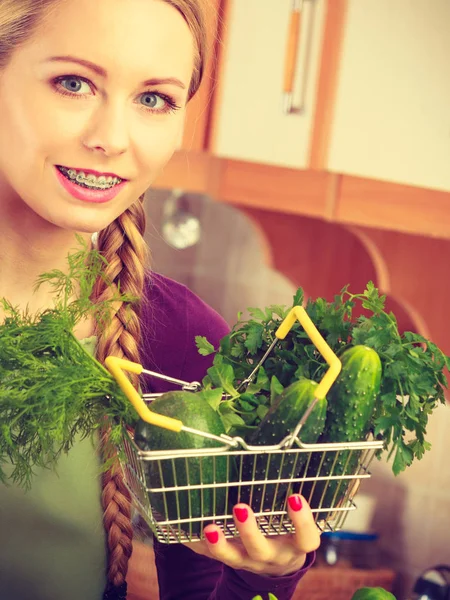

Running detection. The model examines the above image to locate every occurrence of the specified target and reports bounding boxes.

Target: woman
[0,1,320,598]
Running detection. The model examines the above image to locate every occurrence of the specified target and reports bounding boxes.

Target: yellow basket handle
[105,305,341,432]
[275,306,341,399]
[105,356,183,432]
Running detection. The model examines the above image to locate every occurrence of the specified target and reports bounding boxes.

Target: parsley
[195,336,215,356]
[196,282,449,475]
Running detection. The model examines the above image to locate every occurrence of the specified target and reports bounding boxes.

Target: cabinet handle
[283,0,305,115]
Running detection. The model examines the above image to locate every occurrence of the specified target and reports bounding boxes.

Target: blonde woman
[0,1,320,598]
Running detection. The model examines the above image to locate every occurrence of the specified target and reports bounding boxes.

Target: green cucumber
[351,588,395,600]
[237,378,327,511]
[134,391,228,536]
[305,345,382,517]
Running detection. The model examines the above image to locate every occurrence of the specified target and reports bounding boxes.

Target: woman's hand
[183,494,320,577]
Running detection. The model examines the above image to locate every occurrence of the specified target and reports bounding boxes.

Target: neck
[0,196,93,314]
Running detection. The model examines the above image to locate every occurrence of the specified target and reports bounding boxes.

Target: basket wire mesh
[107,305,384,544]
[117,427,382,544]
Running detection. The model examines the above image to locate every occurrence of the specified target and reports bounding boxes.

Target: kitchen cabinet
[209,0,450,190]
[211,0,328,168]
[155,0,450,240]
[326,0,450,192]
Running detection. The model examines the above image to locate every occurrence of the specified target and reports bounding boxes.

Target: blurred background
[141,1,450,598]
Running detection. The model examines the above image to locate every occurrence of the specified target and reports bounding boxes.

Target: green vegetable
[196,282,450,475]
[237,378,326,511]
[351,587,395,600]
[0,237,139,489]
[198,352,275,435]
[134,391,229,536]
[303,345,382,514]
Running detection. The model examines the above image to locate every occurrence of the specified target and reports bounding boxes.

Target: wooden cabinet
[211,0,328,168]
[239,206,450,358]
[326,0,450,192]
[155,0,450,240]
[209,0,450,190]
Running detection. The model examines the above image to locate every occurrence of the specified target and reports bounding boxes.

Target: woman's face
[0,0,195,234]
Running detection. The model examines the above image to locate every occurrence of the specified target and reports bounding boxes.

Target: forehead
[29,0,195,84]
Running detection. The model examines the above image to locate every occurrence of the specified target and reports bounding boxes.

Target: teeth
[58,166,123,189]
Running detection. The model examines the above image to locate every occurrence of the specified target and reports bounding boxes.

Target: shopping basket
[105,306,383,544]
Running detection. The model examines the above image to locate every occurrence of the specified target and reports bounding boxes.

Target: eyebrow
[44,55,186,89]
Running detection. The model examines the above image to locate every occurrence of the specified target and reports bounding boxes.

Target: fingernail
[288,495,303,512]
[205,530,219,544]
[234,507,248,523]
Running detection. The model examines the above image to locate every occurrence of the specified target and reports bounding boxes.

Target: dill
[0,235,138,489]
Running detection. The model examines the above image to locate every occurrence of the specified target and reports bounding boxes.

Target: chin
[68,221,115,236]
[47,207,125,235]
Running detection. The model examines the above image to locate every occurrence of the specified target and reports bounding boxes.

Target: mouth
[56,165,125,190]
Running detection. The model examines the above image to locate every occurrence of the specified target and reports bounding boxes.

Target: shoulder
[140,272,230,394]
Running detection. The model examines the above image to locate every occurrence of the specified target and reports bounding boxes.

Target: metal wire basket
[106,306,384,544]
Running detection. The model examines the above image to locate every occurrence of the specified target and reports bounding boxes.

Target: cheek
[0,88,76,172]
[132,111,186,173]
[44,109,88,140]
[0,93,38,163]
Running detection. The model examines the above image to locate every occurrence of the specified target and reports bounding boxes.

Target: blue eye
[62,77,81,92]
[139,92,180,114]
[59,77,90,93]
[53,76,92,96]
[141,92,164,109]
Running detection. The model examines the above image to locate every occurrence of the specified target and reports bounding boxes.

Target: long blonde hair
[0,0,209,595]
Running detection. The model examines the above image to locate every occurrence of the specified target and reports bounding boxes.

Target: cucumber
[237,378,327,511]
[351,588,395,600]
[304,345,382,517]
[134,391,228,536]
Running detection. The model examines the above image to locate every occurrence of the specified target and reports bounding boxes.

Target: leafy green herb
[195,336,216,357]
[196,281,450,474]
[198,349,276,435]
[0,236,139,489]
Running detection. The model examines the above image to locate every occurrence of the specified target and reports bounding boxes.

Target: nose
[82,99,130,156]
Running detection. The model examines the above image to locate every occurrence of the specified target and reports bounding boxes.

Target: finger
[202,524,246,567]
[287,494,321,553]
[232,504,274,563]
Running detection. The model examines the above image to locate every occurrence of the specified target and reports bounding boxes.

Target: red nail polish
[234,507,248,523]
[205,530,219,544]
[288,495,303,512]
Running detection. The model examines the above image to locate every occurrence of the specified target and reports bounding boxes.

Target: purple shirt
[140,273,315,599]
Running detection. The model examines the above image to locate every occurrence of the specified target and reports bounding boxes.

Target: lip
[55,165,127,204]
[57,164,126,180]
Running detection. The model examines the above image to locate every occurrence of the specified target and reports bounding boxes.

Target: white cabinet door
[328,0,450,192]
[212,0,327,168]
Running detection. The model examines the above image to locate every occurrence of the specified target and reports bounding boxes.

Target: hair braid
[91,195,150,593]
